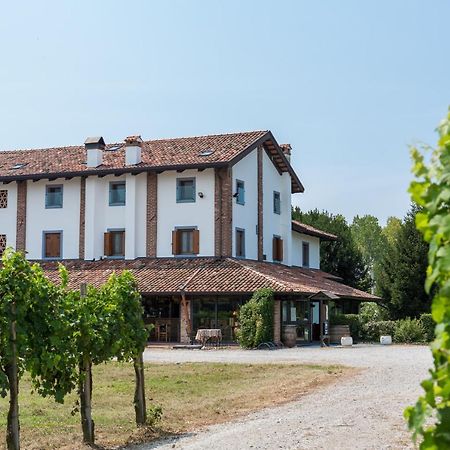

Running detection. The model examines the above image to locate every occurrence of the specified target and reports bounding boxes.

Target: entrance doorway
[282,300,322,345]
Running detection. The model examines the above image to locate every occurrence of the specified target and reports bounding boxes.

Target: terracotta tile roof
[292,220,338,241]
[0,130,304,193]
[38,257,378,300]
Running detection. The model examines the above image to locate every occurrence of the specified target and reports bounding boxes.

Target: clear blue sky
[1,1,449,224]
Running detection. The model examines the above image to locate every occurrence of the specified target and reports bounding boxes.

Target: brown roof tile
[38,257,378,300]
[0,130,304,193]
[292,220,338,241]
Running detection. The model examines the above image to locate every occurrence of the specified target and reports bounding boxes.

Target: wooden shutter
[104,232,113,256]
[120,231,125,256]
[272,236,283,261]
[193,230,200,254]
[45,233,61,258]
[277,238,283,262]
[272,237,278,261]
[172,230,180,255]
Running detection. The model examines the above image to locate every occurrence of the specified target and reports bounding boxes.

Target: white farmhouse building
[0,131,376,344]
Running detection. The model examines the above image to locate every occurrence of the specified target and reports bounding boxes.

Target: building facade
[0,131,376,344]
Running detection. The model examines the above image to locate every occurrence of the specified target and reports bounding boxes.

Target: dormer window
[45,185,63,209]
[176,178,196,203]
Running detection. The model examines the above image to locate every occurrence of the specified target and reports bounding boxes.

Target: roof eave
[0,161,230,183]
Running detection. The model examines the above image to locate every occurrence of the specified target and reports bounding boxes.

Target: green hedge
[362,320,397,342]
[236,289,274,348]
[419,313,434,342]
[393,318,426,343]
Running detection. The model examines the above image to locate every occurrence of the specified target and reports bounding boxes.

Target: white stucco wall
[26,178,81,259]
[0,182,18,250]
[262,151,292,265]
[231,149,258,259]
[291,231,320,269]
[84,174,140,260]
[157,169,215,257]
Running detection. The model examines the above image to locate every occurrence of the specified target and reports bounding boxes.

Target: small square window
[0,234,6,256]
[45,185,63,209]
[236,180,245,205]
[176,178,196,203]
[109,182,126,206]
[43,231,62,259]
[302,242,310,268]
[0,190,8,209]
[236,228,245,258]
[273,191,281,215]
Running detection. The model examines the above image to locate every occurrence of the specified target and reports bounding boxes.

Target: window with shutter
[109,182,126,206]
[104,230,125,257]
[272,235,283,262]
[273,191,281,215]
[43,232,62,259]
[176,178,196,203]
[302,242,310,267]
[172,228,199,255]
[45,185,63,208]
[236,228,245,257]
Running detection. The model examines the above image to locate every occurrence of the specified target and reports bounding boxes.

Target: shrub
[393,318,426,344]
[419,313,435,342]
[237,288,274,348]
[362,320,396,342]
[359,302,389,324]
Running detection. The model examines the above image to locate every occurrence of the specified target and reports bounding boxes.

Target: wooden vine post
[78,282,95,444]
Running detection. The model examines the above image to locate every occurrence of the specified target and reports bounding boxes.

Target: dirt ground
[136,344,432,450]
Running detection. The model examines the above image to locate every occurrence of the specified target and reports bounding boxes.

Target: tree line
[292,204,431,319]
[0,249,148,450]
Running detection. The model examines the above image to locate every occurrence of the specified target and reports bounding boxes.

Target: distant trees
[293,206,431,319]
[376,206,431,319]
[292,208,370,291]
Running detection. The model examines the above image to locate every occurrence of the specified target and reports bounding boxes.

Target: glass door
[295,301,311,343]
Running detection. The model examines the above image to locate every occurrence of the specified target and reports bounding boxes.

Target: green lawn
[0,361,350,449]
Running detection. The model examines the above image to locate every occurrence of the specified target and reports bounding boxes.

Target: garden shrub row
[331,310,435,343]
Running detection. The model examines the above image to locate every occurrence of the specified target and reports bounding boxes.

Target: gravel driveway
[135,344,431,450]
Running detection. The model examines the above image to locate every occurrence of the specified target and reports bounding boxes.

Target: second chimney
[85,136,105,167]
[280,144,292,162]
[124,135,143,165]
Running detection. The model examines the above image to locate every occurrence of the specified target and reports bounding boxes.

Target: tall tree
[376,206,431,319]
[382,216,402,246]
[351,215,387,291]
[292,207,370,291]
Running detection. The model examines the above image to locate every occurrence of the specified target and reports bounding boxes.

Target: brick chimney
[85,136,105,167]
[124,135,143,166]
[280,144,292,162]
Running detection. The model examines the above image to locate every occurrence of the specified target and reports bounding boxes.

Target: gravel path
[134,345,431,450]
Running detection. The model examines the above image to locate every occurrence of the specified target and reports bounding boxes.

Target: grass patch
[0,361,350,449]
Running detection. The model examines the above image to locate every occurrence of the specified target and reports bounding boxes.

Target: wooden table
[195,329,222,347]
